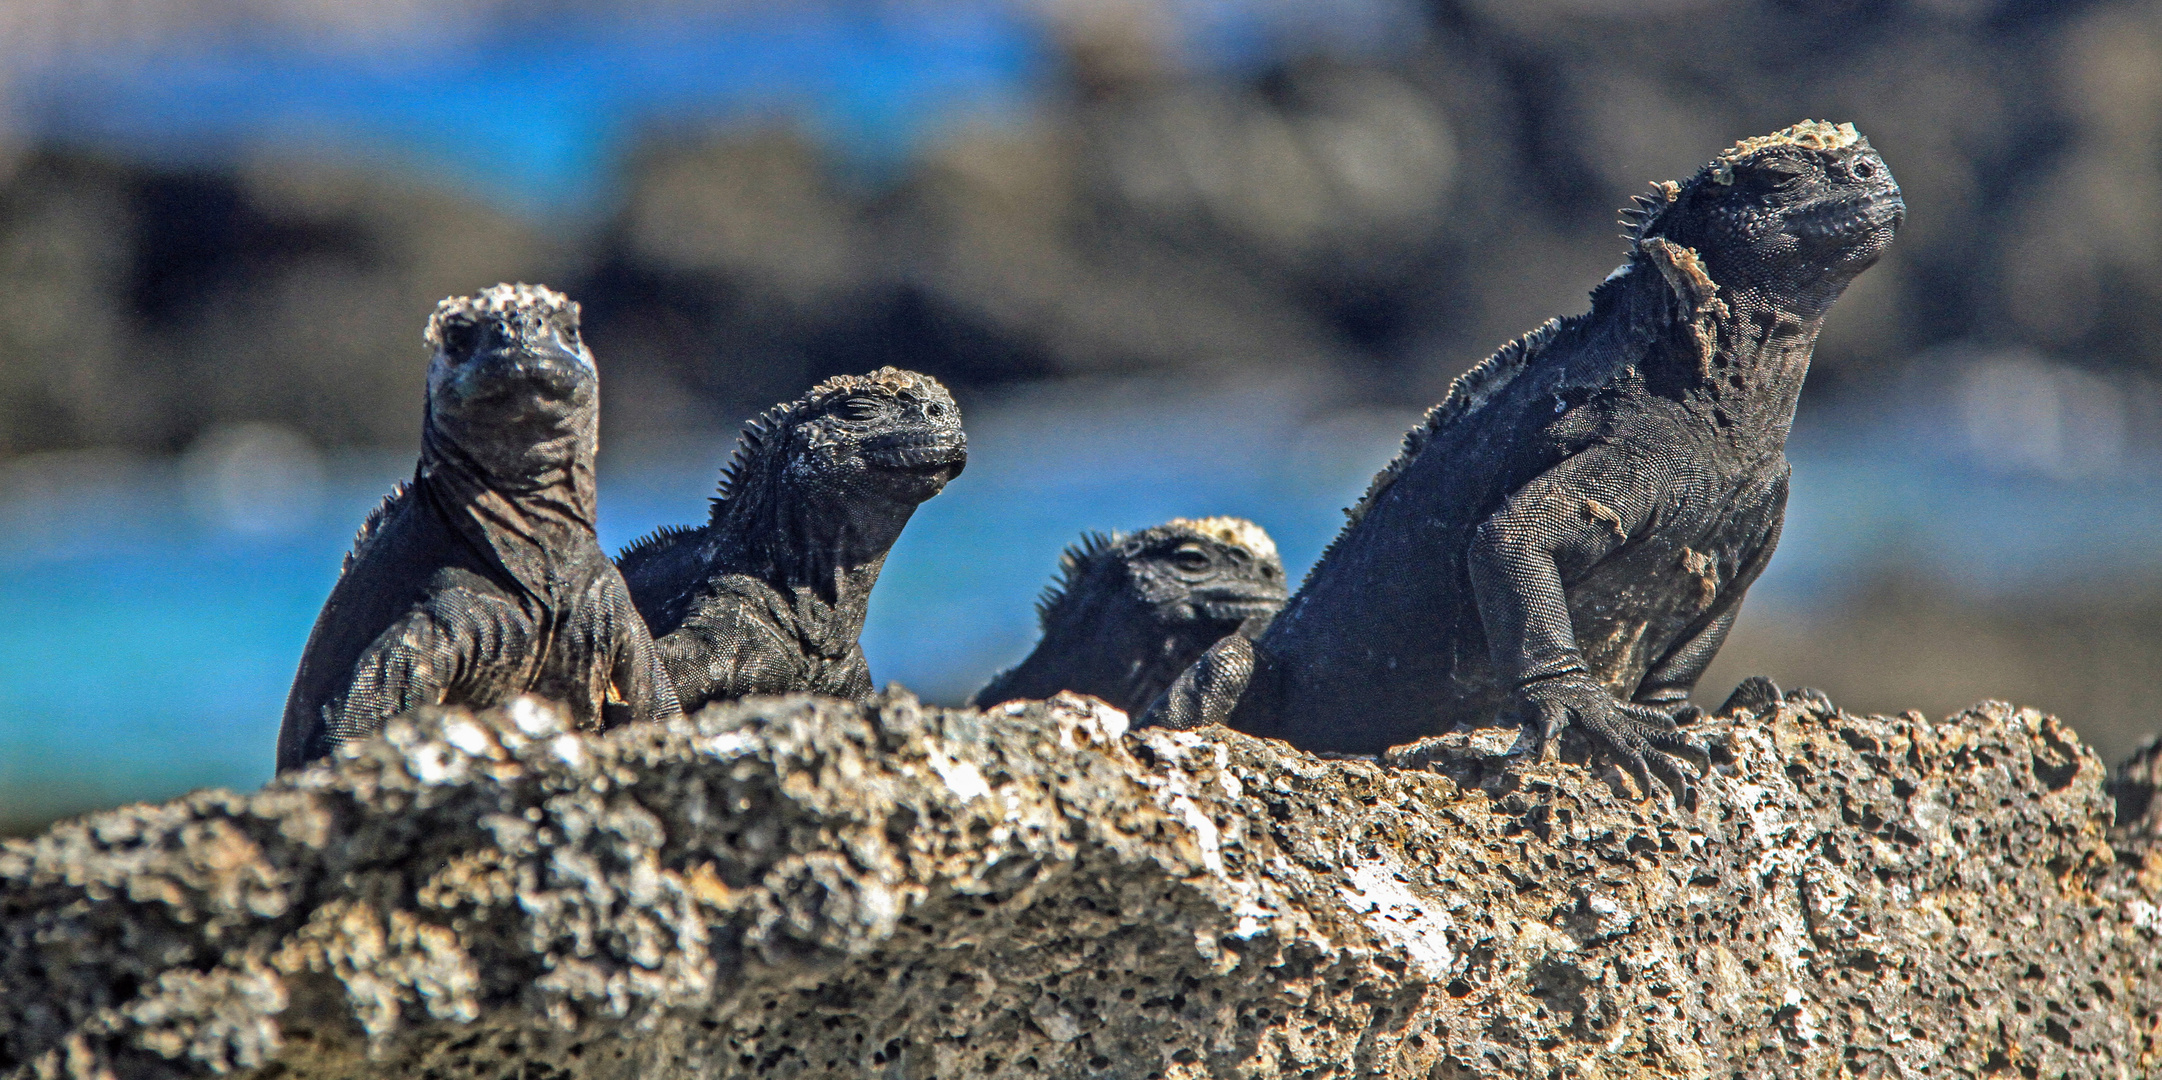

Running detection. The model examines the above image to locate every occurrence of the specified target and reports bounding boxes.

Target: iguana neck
[1619,247,1842,450]
[417,411,599,605]
[1020,584,1161,701]
[712,480,919,629]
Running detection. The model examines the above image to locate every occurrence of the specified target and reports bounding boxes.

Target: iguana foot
[1515,675,1705,804]
[1719,676,1832,717]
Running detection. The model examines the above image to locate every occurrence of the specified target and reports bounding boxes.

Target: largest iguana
[1145,121,1904,799]
[277,284,681,772]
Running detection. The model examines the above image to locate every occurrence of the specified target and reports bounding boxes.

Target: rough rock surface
[2,690,2157,1079]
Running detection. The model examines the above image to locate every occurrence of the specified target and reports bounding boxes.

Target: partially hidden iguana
[1143,121,1904,800]
[276,283,682,772]
[616,367,965,712]
[971,516,1287,716]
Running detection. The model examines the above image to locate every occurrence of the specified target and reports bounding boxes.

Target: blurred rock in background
[4,0,2157,454]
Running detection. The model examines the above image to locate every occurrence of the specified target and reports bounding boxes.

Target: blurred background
[3,0,2160,831]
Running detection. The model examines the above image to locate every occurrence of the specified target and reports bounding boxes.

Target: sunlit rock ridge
[2,688,2157,1079]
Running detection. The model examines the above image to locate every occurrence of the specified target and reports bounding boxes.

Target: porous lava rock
[2,690,2157,1079]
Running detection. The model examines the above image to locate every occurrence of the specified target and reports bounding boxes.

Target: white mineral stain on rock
[698,731,756,758]
[409,743,459,785]
[1049,692,1129,750]
[508,696,562,736]
[442,719,492,757]
[1583,892,1635,938]
[2128,899,2160,930]
[928,748,990,803]
[1176,797,1224,875]
[549,734,584,768]
[1339,855,1455,978]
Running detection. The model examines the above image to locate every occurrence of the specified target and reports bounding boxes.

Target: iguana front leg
[1139,633,1258,731]
[1634,472,1783,719]
[1467,446,1705,801]
[318,589,527,756]
[602,579,685,729]
[654,606,804,713]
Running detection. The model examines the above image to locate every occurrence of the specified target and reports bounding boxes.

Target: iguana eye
[1169,544,1213,572]
[1757,156,1809,190]
[841,397,882,421]
[439,317,481,358]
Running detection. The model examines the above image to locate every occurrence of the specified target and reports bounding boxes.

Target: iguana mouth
[1791,191,1906,242]
[1194,582,1290,622]
[865,433,968,476]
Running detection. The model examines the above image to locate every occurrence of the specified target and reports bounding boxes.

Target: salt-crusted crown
[424,283,578,350]
[1167,516,1279,563]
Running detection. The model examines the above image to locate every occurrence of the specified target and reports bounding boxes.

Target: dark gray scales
[617,367,965,713]
[972,517,1287,716]
[1145,121,1905,801]
[276,284,682,772]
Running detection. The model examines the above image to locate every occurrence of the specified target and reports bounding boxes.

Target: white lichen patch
[1338,855,1456,978]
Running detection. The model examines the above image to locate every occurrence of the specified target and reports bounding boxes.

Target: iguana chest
[470,572,625,728]
[1562,461,1787,693]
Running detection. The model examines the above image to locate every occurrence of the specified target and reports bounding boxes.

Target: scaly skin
[1144,121,1904,802]
[276,284,682,772]
[972,517,1286,716]
[617,367,965,712]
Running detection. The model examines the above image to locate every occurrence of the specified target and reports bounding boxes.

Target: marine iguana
[1144,121,1904,800]
[276,284,682,772]
[616,367,965,711]
[971,516,1287,716]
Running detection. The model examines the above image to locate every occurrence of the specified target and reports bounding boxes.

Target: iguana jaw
[862,431,968,483]
[1191,587,1288,624]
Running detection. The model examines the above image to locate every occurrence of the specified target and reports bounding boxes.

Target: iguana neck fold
[413,300,601,608]
[1607,239,1835,451]
[713,480,916,621]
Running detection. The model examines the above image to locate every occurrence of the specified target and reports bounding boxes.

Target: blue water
[19,1,1422,210]
[3,380,2158,824]
[25,6,1046,208]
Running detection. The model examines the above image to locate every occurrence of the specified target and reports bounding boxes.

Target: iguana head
[422,283,597,482]
[714,366,966,528]
[1044,517,1287,637]
[1626,121,1903,308]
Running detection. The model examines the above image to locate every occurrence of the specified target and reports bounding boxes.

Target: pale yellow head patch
[425,282,576,349]
[1709,120,1861,183]
[805,365,951,402]
[1167,516,1279,563]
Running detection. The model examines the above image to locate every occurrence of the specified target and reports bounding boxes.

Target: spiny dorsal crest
[424,283,578,350]
[1036,530,1122,622]
[709,367,954,519]
[615,523,702,578]
[342,482,408,576]
[1166,516,1278,564]
[1336,319,1564,537]
[1623,120,1860,245]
